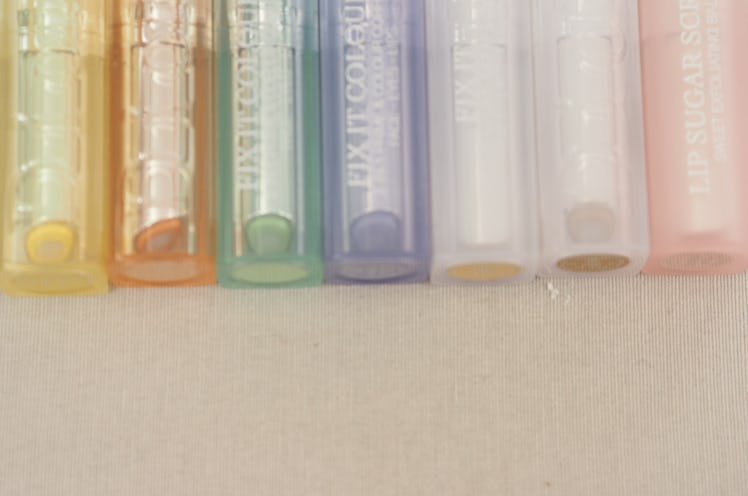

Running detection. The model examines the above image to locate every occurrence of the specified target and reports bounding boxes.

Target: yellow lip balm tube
[0,1,109,296]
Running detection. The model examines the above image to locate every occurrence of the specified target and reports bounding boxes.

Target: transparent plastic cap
[216,0,323,287]
[1,0,109,295]
[109,0,215,286]
[532,0,649,277]
[320,0,431,283]
[426,0,540,284]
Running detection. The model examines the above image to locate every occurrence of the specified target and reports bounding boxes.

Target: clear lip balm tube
[0,0,109,296]
[532,0,649,277]
[426,0,539,284]
[109,0,215,286]
[216,0,323,288]
[639,1,748,275]
[320,0,431,284]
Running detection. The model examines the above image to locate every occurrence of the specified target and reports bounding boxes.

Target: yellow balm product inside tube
[0,0,109,296]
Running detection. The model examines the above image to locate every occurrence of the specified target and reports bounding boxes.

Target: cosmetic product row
[1,0,747,296]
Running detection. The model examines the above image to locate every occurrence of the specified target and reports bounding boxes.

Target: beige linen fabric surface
[0,275,746,495]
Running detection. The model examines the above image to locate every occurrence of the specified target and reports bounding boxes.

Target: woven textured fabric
[0,276,746,495]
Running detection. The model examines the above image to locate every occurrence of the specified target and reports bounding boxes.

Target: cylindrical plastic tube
[320,0,431,283]
[216,0,323,288]
[426,0,539,284]
[533,0,649,277]
[109,0,215,286]
[0,6,6,267]
[639,0,748,275]
[0,0,109,295]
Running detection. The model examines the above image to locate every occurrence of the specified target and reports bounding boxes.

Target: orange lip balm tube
[109,0,215,286]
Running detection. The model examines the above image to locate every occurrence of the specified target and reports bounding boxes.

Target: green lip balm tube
[216,0,323,288]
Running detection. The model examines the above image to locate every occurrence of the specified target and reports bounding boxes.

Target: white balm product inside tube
[427,0,539,284]
[532,0,649,276]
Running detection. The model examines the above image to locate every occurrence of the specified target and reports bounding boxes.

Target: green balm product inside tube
[216,0,323,287]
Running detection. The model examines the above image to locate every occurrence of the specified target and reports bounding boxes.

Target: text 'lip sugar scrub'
[0,0,109,295]
[109,0,215,286]
[533,0,650,277]
[216,0,324,288]
[639,0,748,275]
[320,0,431,284]
[426,0,540,285]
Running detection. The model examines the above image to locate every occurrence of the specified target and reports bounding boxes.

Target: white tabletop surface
[1,275,746,495]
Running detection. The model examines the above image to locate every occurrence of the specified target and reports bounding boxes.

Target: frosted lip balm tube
[320,0,431,284]
[216,0,323,288]
[532,0,649,277]
[109,0,215,286]
[0,0,109,296]
[426,0,539,284]
[639,1,748,275]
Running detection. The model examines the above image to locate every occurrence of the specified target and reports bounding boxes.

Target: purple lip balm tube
[320,0,431,284]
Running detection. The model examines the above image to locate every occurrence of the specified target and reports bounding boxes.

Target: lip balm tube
[0,0,109,296]
[109,0,215,286]
[216,0,323,288]
[639,1,748,275]
[0,4,9,275]
[426,0,539,284]
[532,0,649,277]
[320,0,431,284]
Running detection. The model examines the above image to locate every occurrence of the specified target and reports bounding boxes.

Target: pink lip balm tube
[639,0,748,275]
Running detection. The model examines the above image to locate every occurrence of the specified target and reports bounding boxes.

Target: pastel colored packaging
[639,0,748,275]
[0,0,109,295]
[109,0,215,286]
[320,0,431,284]
[216,0,323,288]
[426,0,540,284]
